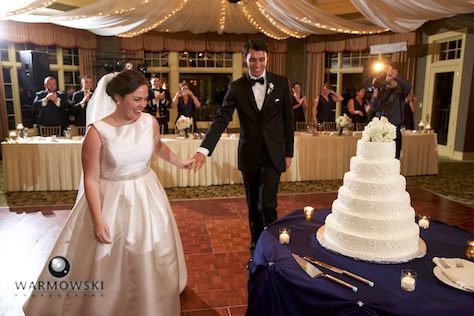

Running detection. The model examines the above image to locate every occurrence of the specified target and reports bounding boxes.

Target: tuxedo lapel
[261,72,274,112]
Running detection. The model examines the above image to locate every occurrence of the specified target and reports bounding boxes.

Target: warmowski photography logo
[14,256,105,298]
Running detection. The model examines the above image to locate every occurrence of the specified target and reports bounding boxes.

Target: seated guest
[72,76,94,126]
[33,76,69,131]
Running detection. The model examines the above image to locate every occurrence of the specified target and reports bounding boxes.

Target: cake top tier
[362,116,396,143]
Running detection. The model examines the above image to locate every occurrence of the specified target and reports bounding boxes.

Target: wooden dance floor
[0,188,473,316]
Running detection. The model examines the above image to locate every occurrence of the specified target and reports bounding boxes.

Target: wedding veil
[76,72,118,202]
[86,72,118,126]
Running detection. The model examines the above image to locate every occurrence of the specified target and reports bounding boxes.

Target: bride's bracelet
[93,218,104,226]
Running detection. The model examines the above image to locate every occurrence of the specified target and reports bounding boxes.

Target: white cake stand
[316,225,427,264]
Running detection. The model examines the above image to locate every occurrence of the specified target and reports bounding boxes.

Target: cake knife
[292,254,358,292]
[303,256,374,287]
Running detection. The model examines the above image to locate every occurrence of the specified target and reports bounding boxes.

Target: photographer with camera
[171,81,201,133]
[370,66,412,159]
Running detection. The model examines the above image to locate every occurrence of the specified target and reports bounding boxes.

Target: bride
[23,69,193,316]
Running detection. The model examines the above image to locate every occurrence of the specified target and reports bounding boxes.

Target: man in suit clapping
[146,74,171,134]
[33,76,70,131]
[191,38,294,258]
[72,76,93,126]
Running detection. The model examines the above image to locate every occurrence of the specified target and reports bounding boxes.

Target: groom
[192,38,294,258]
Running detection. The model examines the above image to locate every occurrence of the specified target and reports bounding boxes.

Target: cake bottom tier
[319,214,421,263]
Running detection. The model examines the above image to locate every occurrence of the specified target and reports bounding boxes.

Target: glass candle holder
[400,269,417,292]
[466,241,474,259]
[279,228,291,245]
[417,214,430,229]
[304,206,314,221]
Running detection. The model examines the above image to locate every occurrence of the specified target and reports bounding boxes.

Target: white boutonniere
[267,82,274,95]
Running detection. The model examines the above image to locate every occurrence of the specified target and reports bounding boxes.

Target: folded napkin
[432,257,474,292]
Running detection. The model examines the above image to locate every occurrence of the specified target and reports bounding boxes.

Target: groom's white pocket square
[275,98,280,102]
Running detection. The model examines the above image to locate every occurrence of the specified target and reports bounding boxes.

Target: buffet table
[1,132,438,191]
[247,209,473,316]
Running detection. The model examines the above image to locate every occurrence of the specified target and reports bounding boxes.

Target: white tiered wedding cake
[317,117,424,263]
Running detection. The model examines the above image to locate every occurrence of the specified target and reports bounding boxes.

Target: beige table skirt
[1,133,438,191]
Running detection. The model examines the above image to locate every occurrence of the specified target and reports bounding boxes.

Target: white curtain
[3,0,472,38]
[351,0,474,33]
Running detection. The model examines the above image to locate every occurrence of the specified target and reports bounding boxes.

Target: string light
[241,4,289,40]
[119,0,188,37]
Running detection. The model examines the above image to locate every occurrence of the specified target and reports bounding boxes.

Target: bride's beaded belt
[100,166,150,181]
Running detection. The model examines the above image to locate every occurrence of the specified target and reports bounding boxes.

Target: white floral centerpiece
[176,115,193,138]
[362,116,396,142]
[336,114,352,135]
[336,114,352,129]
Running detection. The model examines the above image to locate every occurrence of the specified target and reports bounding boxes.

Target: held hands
[180,158,196,171]
[94,219,112,244]
[191,152,206,172]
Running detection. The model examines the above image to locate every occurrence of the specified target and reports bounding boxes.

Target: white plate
[433,259,474,293]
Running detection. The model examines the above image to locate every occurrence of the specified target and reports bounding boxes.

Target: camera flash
[373,62,384,72]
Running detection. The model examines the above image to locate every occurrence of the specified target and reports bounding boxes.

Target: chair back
[356,122,368,132]
[73,126,87,136]
[323,122,337,131]
[39,125,61,136]
[296,121,312,131]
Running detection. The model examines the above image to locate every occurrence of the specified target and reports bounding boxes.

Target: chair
[356,122,368,131]
[69,125,86,136]
[323,122,337,131]
[295,121,312,131]
[39,125,61,136]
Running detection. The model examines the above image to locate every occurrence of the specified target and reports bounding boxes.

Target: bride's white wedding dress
[23,113,187,316]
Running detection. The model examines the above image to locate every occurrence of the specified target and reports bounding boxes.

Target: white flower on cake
[176,115,193,131]
[336,114,352,129]
[361,116,396,142]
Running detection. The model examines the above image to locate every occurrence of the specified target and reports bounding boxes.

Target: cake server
[303,256,374,287]
[292,254,358,292]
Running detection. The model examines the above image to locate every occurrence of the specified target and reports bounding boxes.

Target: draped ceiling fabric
[2,0,473,39]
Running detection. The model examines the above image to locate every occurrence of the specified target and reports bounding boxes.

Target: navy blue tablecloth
[247,209,474,316]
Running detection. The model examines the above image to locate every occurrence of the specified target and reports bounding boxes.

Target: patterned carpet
[0,159,473,208]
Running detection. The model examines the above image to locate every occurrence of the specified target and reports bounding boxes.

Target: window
[437,38,462,61]
[178,51,233,68]
[144,51,169,67]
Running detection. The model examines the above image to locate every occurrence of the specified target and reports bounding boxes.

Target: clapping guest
[291,82,308,127]
[33,76,70,131]
[404,92,417,130]
[347,85,369,124]
[171,82,201,133]
[147,74,171,134]
[72,76,94,126]
[312,82,343,126]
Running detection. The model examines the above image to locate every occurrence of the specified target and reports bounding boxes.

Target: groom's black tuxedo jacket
[201,72,294,173]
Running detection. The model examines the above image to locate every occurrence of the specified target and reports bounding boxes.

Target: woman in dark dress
[171,82,201,133]
[290,82,308,127]
[311,82,344,125]
[347,85,369,124]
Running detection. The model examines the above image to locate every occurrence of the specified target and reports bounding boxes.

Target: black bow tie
[250,77,264,86]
